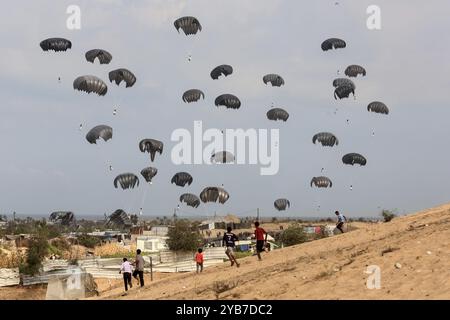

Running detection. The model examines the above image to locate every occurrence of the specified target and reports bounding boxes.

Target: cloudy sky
[1,0,450,219]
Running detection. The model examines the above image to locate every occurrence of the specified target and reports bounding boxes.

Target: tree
[166,220,202,252]
[279,223,307,247]
[19,236,48,275]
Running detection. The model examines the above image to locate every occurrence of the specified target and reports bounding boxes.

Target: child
[254,221,268,261]
[119,257,133,292]
[195,248,204,273]
[335,211,347,233]
[223,226,240,268]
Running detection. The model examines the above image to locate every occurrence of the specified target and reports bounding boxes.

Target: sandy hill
[96,203,448,299]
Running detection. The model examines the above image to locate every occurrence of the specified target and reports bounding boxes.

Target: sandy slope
[97,203,450,300]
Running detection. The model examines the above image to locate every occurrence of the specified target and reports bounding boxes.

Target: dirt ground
[95,203,450,300]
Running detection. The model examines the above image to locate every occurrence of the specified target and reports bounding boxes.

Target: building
[199,214,242,230]
[136,236,168,253]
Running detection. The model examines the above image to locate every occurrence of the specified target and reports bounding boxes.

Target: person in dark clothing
[223,226,240,268]
[132,249,145,287]
[119,258,133,292]
[335,211,347,233]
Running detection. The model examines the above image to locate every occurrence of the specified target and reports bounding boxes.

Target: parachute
[73,75,108,96]
[210,65,233,80]
[140,167,158,183]
[342,153,367,166]
[334,85,355,100]
[215,94,241,109]
[139,139,163,162]
[114,173,140,190]
[180,193,201,208]
[310,176,333,188]
[312,132,339,147]
[107,209,132,227]
[345,65,366,77]
[367,101,389,115]
[174,16,202,35]
[321,38,346,51]
[267,108,289,122]
[85,125,112,144]
[274,198,290,211]
[108,68,136,88]
[40,38,72,52]
[263,74,285,87]
[49,211,75,226]
[182,89,205,103]
[85,49,112,64]
[211,151,235,163]
[332,78,355,90]
[200,187,229,204]
[171,172,193,187]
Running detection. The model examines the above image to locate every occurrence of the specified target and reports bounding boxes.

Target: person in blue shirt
[335,211,347,233]
[223,226,240,268]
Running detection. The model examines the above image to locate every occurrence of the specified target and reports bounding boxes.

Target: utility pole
[13,211,16,222]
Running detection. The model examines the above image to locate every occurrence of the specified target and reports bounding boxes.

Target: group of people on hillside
[119,211,347,292]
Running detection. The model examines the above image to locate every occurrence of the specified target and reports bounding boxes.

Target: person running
[132,249,145,287]
[254,221,268,261]
[335,210,347,233]
[195,248,204,273]
[119,258,133,292]
[223,226,240,268]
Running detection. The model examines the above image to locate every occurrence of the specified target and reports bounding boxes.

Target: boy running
[119,258,133,292]
[223,226,240,268]
[254,221,268,261]
[335,210,347,233]
[195,248,204,273]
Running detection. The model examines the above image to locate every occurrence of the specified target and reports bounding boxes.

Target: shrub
[381,209,396,222]
[19,236,49,275]
[279,223,307,247]
[77,234,101,248]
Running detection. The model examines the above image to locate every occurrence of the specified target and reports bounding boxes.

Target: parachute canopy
[210,65,233,80]
[108,68,136,88]
[49,211,75,226]
[274,198,290,211]
[310,176,333,188]
[73,75,108,96]
[215,94,241,109]
[107,209,132,227]
[211,151,235,164]
[140,167,158,183]
[40,38,72,52]
[321,38,346,51]
[85,49,112,64]
[334,85,355,100]
[171,172,193,187]
[174,16,202,35]
[180,193,201,208]
[200,187,229,204]
[139,139,163,162]
[267,108,289,122]
[345,65,366,77]
[263,74,285,87]
[85,125,112,144]
[368,101,389,115]
[114,173,139,190]
[342,153,367,166]
[182,89,205,103]
[312,132,339,147]
[332,78,355,90]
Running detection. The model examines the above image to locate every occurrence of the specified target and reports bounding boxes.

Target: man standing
[132,249,145,287]
[119,258,133,292]
[254,221,268,261]
[335,211,347,233]
[223,226,240,268]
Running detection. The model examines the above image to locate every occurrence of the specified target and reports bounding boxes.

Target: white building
[136,236,168,253]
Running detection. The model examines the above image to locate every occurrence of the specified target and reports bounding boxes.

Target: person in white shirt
[335,211,347,233]
[120,258,133,291]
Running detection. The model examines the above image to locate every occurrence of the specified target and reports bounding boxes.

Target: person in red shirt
[254,221,268,261]
[194,248,204,273]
